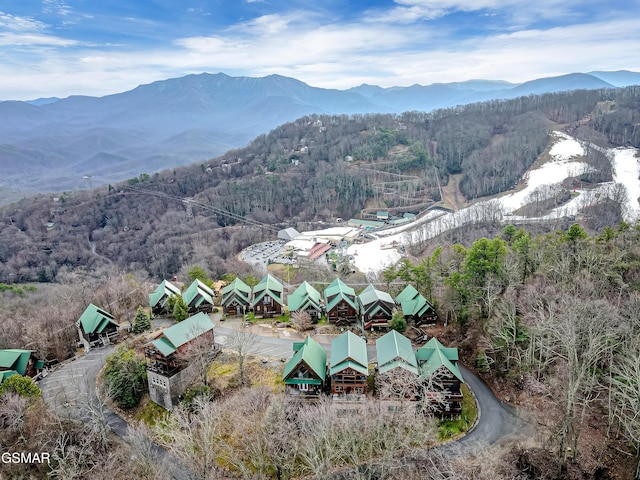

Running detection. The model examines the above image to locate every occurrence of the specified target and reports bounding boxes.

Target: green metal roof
[376,331,418,375]
[183,279,215,308]
[358,284,395,308]
[396,285,434,317]
[221,278,252,308]
[395,285,420,304]
[151,337,178,356]
[330,331,368,375]
[399,299,422,316]
[416,337,464,383]
[283,336,326,382]
[287,281,322,312]
[150,312,215,356]
[347,219,385,228]
[0,370,17,384]
[149,279,181,308]
[0,349,32,376]
[251,274,283,307]
[221,277,251,297]
[324,278,358,312]
[77,304,118,334]
[284,378,322,385]
[330,359,368,376]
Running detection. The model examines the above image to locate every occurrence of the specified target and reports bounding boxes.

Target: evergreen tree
[0,374,41,397]
[389,310,407,333]
[132,306,151,334]
[188,265,215,289]
[173,295,189,322]
[103,346,147,409]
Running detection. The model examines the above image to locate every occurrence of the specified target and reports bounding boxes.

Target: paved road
[214,325,379,362]
[39,344,189,480]
[40,346,115,419]
[39,323,526,479]
[453,364,530,453]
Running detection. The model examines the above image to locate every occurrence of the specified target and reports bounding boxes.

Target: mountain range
[0,70,638,196]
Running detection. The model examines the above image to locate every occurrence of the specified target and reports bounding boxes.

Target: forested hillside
[1,86,639,284]
[2,85,640,479]
[3,220,640,478]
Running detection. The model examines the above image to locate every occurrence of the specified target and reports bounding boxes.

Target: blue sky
[1,0,639,100]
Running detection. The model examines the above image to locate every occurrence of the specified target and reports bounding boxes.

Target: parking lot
[240,240,287,269]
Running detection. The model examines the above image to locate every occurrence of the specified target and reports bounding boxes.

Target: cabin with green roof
[221,277,252,316]
[0,349,41,383]
[416,337,464,415]
[395,285,438,326]
[359,284,396,330]
[251,274,284,318]
[76,303,119,347]
[183,279,215,314]
[282,336,327,398]
[287,281,323,319]
[144,312,216,410]
[329,331,368,397]
[375,330,419,399]
[324,278,359,325]
[149,279,182,315]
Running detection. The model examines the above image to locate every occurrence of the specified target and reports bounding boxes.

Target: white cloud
[0,3,639,99]
[0,12,46,31]
[0,32,78,46]
[42,0,74,17]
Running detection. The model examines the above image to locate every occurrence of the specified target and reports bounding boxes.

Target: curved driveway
[39,344,188,480]
[39,324,527,478]
[454,364,530,452]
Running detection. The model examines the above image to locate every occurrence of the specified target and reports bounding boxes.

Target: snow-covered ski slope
[348,131,640,274]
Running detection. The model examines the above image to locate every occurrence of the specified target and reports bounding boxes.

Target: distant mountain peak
[0,69,639,193]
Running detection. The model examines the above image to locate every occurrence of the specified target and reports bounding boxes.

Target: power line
[122,185,280,233]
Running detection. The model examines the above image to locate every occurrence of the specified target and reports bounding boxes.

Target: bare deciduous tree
[290,310,313,332]
[226,324,257,387]
[610,340,640,479]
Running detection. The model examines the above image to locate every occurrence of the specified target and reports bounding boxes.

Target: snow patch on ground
[610,148,640,222]
[499,132,587,213]
[548,131,584,160]
[348,131,640,274]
